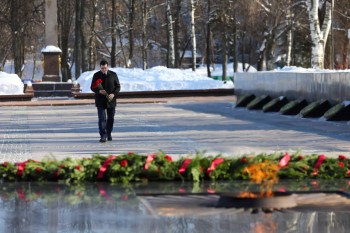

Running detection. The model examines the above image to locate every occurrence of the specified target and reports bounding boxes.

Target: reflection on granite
[0,181,349,233]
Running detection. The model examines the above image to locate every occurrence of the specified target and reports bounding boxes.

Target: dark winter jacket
[90,70,121,108]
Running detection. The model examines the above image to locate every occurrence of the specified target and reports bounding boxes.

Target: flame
[238,192,258,198]
[242,161,279,198]
[251,217,278,233]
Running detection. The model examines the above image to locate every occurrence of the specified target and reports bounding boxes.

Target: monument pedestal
[32,83,74,97]
[42,48,61,82]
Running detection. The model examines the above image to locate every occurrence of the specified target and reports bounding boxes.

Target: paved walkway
[1,96,350,162]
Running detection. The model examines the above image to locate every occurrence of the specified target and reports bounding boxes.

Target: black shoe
[99,138,107,143]
[107,136,112,141]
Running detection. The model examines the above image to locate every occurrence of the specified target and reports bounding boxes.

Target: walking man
[90,60,121,142]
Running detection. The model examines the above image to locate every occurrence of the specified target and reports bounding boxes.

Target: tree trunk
[128,0,135,67]
[190,0,196,71]
[286,0,293,66]
[58,0,73,82]
[142,0,148,70]
[266,37,276,70]
[286,28,293,66]
[88,1,98,70]
[74,0,82,79]
[342,37,349,69]
[257,39,266,71]
[10,0,25,77]
[233,10,238,73]
[173,0,182,68]
[241,31,246,71]
[307,0,334,69]
[221,15,227,80]
[206,0,211,77]
[116,12,128,67]
[166,0,175,68]
[80,0,88,73]
[111,0,117,67]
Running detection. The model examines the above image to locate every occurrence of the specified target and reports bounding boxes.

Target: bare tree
[141,0,148,70]
[166,0,175,68]
[307,0,334,69]
[74,0,83,78]
[86,0,99,70]
[58,0,74,81]
[189,0,196,71]
[111,0,117,67]
[0,0,44,77]
[127,0,136,67]
[206,0,212,77]
[332,0,350,69]
[173,0,182,68]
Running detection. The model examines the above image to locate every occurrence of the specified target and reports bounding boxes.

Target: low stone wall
[235,72,350,104]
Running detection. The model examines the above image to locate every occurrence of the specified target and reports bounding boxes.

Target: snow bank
[77,66,234,93]
[0,72,24,95]
[275,66,350,73]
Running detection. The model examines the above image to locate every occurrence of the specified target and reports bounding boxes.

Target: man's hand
[99,90,107,95]
[108,94,115,100]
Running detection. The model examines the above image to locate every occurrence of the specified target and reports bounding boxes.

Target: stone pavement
[1,96,350,163]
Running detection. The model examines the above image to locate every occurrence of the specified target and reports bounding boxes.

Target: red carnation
[165,155,172,162]
[207,189,216,194]
[339,161,345,168]
[35,167,42,173]
[241,157,247,163]
[339,155,347,160]
[54,170,60,178]
[92,79,112,102]
[92,79,103,89]
[119,159,128,167]
[75,165,81,171]
[279,153,290,168]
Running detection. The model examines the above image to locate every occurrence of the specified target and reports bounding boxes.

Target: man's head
[100,60,108,74]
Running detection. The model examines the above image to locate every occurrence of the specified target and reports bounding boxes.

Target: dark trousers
[97,107,115,139]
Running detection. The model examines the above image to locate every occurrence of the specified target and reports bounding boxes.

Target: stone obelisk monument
[41,0,61,82]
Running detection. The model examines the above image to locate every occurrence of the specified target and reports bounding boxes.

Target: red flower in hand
[92,79,103,89]
[92,79,112,102]
[119,160,128,167]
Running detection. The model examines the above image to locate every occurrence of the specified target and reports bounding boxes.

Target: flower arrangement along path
[1,96,350,163]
